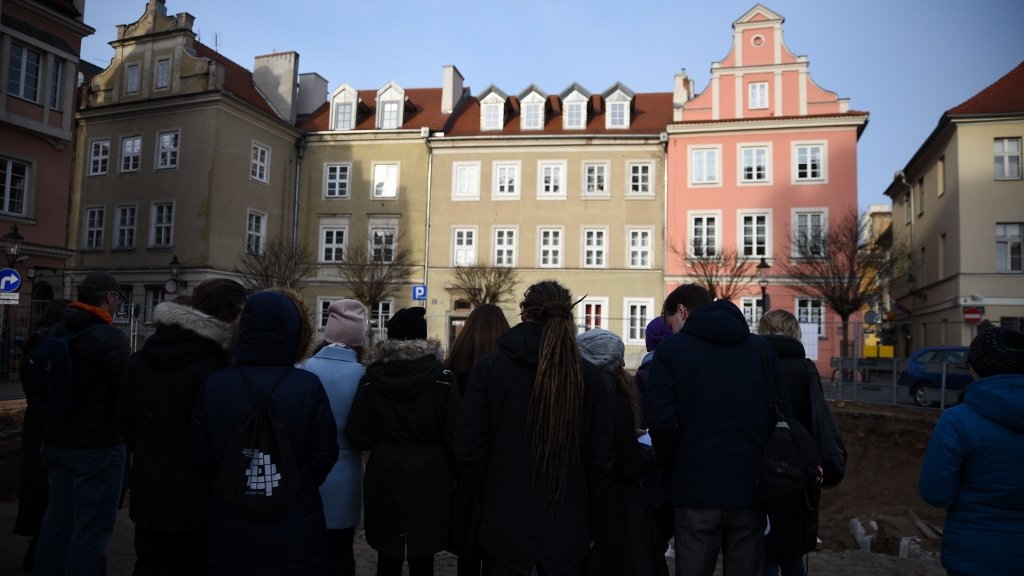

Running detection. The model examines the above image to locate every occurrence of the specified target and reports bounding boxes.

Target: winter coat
[191,291,338,576]
[585,374,668,576]
[762,335,813,428]
[42,304,130,449]
[301,344,365,530]
[345,338,459,559]
[644,300,791,509]
[919,373,1024,576]
[117,301,236,533]
[456,321,615,573]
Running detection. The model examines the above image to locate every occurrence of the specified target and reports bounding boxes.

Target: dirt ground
[0,400,947,575]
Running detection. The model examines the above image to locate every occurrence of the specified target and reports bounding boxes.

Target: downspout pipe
[896,171,916,332]
[293,136,307,245]
[423,131,432,309]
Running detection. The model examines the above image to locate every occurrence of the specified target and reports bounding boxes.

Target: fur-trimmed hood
[153,301,235,351]
[364,338,448,402]
[366,337,443,365]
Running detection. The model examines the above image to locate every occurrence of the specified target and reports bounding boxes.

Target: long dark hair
[520,280,584,509]
[444,303,510,394]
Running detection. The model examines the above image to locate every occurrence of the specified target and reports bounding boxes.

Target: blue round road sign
[0,268,21,293]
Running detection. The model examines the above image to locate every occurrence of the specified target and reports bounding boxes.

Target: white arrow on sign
[0,269,21,292]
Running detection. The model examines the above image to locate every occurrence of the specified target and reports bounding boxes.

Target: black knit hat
[386,307,427,340]
[967,327,1024,378]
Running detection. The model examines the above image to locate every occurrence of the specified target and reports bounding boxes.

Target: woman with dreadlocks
[455,280,614,576]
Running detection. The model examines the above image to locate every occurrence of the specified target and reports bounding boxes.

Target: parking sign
[412,284,427,301]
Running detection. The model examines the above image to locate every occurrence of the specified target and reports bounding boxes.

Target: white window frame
[563,92,587,129]
[319,218,348,263]
[537,161,566,200]
[150,201,174,248]
[379,100,401,129]
[481,101,502,131]
[453,227,477,266]
[250,141,270,184]
[372,163,399,199]
[144,287,170,323]
[627,161,654,196]
[89,138,110,176]
[120,135,141,173]
[749,82,768,109]
[246,210,266,255]
[689,146,721,186]
[155,130,179,170]
[521,93,545,130]
[369,219,399,263]
[605,94,631,129]
[738,210,771,259]
[492,161,520,200]
[738,144,771,184]
[372,300,394,337]
[623,298,654,344]
[792,208,828,258]
[577,297,609,333]
[627,227,653,269]
[741,296,766,331]
[114,204,137,249]
[688,210,722,257]
[125,63,140,95]
[582,227,608,268]
[793,142,827,183]
[493,226,517,267]
[84,206,104,250]
[0,156,29,217]
[452,162,481,201]
[334,102,354,130]
[317,298,334,329]
[996,222,1023,273]
[324,163,351,198]
[994,137,1022,180]
[582,162,609,197]
[538,227,563,268]
[7,43,41,102]
[49,59,62,109]
[154,58,171,90]
[796,298,825,337]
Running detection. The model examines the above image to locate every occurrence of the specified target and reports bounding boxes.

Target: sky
[79,0,1024,211]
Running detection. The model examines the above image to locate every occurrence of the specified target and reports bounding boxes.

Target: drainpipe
[660,132,669,289]
[896,170,915,347]
[292,136,307,245]
[423,130,432,309]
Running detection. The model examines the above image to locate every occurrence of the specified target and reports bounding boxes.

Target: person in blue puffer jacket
[919,327,1024,576]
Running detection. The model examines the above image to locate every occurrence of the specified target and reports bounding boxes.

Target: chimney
[297,73,328,116]
[254,52,299,123]
[442,65,464,115]
[673,69,694,122]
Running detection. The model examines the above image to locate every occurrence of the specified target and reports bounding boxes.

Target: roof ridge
[947,59,1024,116]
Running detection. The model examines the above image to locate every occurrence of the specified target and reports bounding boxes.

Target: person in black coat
[117,279,246,575]
[191,289,338,576]
[456,280,614,576]
[346,307,460,576]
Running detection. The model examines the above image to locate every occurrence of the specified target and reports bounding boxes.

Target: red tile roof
[192,42,279,119]
[298,87,459,132]
[948,60,1024,116]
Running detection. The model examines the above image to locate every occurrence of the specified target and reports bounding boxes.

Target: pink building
[666,4,868,369]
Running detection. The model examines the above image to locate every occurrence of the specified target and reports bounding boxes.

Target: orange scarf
[69,301,114,325]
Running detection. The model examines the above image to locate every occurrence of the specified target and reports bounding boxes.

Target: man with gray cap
[35,272,131,575]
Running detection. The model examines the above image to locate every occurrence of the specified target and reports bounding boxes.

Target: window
[916,177,924,216]
[115,205,136,249]
[939,233,946,279]
[582,163,608,196]
[994,138,1021,180]
[794,211,825,257]
[0,156,28,216]
[628,228,652,269]
[144,287,169,323]
[797,298,824,336]
[453,228,476,266]
[494,227,517,267]
[84,207,104,250]
[50,59,62,109]
[538,161,565,199]
[370,226,397,263]
[155,58,170,89]
[493,162,519,199]
[578,297,608,332]
[324,163,351,198]
[246,210,266,255]
[156,130,179,169]
[628,162,653,196]
[452,163,480,200]
[372,163,398,198]
[582,228,606,268]
[607,101,628,128]
[691,148,719,184]
[749,82,768,109]
[741,213,768,257]
[794,144,824,181]
[320,225,346,263]
[690,213,719,256]
[539,228,562,267]
[740,146,769,183]
[334,102,354,130]
[522,102,543,130]
[482,102,502,130]
[741,297,765,331]
[937,156,945,197]
[380,100,400,129]
[150,202,174,247]
[89,139,110,176]
[919,246,926,286]
[372,301,394,336]
[125,63,140,94]
[996,223,1023,272]
[120,136,141,173]
[250,142,269,183]
[564,101,585,129]
[624,298,653,343]
[7,43,40,101]
[318,299,333,329]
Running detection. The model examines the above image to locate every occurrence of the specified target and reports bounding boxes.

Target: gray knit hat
[577,328,625,373]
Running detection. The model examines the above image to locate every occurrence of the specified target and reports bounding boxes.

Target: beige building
[884,60,1024,355]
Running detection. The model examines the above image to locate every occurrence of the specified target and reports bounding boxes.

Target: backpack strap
[754,335,786,424]
[236,366,292,400]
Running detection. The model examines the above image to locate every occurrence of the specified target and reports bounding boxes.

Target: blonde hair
[758,309,802,340]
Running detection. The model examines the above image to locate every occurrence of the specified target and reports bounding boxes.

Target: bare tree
[780,210,904,360]
[670,242,757,301]
[336,239,414,322]
[449,264,520,307]
[236,237,318,292]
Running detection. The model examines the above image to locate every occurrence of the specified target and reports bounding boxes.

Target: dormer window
[329,84,359,131]
[519,89,547,130]
[564,102,584,129]
[482,103,502,130]
[334,103,353,130]
[376,82,406,130]
[560,87,590,130]
[479,87,509,131]
[603,84,634,129]
[380,101,400,129]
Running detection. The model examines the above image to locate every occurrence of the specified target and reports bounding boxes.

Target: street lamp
[757,256,771,314]
[1,225,24,379]
[167,254,188,293]
[4,225,24,266]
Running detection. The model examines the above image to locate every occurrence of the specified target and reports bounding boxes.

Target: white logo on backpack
[242,448,281,496]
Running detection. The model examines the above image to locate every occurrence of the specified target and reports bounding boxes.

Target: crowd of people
[12,272,1024,576]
